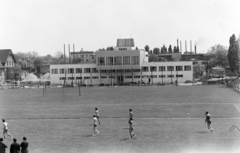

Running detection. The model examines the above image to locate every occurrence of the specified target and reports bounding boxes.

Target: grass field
[0,85,240,153]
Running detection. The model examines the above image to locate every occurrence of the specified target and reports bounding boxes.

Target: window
[68,77,74,80]
[68,68,74,73]
[84,68,91,73]
[131,56,139,65]
[150,66,157,72]
[167,66,174,71]
[133,69,140,72]
[92,76,99,79]
[123,56,130,65]
[151,75,157,78]
[125,76,132,78]
[176,66,183,71]
[125,69,132,72]
[98,57,105,66]
[84,77,91,79]
[100,70,108,73]
[167,75,174,77]
[159,75,166,78]
[142,75,149,78]
[60,77,66,80]
[60,69,65,74]
[106,57,114,66]
[134,76,140,78]
[159,66,166,71]
[92,68,98,73]
[184,65,191,71]
[51,69,58,74]
[116,70,122,73]
[114,56,122,65]
[142,67,149,72]
[176,74,183,77]
[119,48,127,50]
[76,77,82,79]
[76,68,82,73]
[100,76,107,79]
[109,76,115,79]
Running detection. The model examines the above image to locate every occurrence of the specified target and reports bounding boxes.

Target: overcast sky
[0,0,240,56]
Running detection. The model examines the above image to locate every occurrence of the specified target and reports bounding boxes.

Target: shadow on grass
[121,138,131,141]
[82,134,93,137]
[197,131,209,134]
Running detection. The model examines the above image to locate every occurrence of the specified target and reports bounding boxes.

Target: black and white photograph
[0,0,240,152]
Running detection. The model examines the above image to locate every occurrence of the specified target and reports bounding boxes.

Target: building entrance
[117,76,124,85]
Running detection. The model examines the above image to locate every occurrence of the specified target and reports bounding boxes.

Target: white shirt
[3,122,8,130]
[93,117,98,125]
[95,110,99,116]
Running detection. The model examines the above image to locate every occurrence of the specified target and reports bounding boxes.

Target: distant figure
[10,138,20,153]
[95,108,100,125]
[129,109,133,119]
[2,119,12,139]
[128,118,136,139]
[20,137,28,153]
[93,115,99,136]
[205,112,213,132]
[0,138,7,153]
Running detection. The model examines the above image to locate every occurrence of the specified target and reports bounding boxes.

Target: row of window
[51,65,191,74]
[59,74,184,80]
[98,56,139,66]
[142,65,191,72]
[5,61,14,66]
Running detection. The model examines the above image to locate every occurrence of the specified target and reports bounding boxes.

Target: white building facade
[50,39,193,85]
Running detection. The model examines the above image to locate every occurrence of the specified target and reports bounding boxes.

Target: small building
[50,39,193,85]
[70,49,95,64]
[0,49,21,81]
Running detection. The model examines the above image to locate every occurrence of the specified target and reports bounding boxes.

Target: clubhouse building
[50,39,193,85]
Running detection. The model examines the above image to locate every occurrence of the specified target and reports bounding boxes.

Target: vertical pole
[132,64,133,85]
[72,68,73,87]
[73,44,75,63]
[68,44,70,64]
[171,67,173,84]
[64,44,66,64]
[151,67,153,85]
[162,68,163,84]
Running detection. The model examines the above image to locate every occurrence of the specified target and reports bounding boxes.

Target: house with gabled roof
[0,49,21,81]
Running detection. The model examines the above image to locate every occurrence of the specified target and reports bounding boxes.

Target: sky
[0,0,240,56]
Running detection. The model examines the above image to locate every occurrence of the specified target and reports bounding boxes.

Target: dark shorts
[207,121,212,124]
[94,124,97,128]
[3,129,8,133]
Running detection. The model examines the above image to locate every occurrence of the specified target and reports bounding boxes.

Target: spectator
[10,138,20,153]
[0,138,7,153]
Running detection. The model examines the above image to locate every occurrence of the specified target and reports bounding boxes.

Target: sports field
[0,85,240,153]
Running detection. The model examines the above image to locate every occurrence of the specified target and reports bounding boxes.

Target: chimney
[190,40,192,53]
[64,44,66,64]
[177,39,179,47]
[73,44,75,62]
[195,45,197,54]
[180,41,182,53]
[68,44,70,63]
[185,40,187,52]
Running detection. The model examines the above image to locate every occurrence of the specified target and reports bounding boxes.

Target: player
[93,115,99,136]
[95,108,100,125]
[2,119,12,139]
[205,112,213,132]
[128,118,136,139]
[129,109,133,119]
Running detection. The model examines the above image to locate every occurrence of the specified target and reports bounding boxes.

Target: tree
[227,34,239,72]
[144,45,150,52]
[168,45,172,53]
[148,54,158,62]
[153,48,160,54]
[207,44,229,68]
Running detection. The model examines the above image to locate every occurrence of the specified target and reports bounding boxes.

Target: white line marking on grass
[233,104,240,114]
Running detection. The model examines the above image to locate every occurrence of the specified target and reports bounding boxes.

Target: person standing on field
[20,137,29,153]
[93,115,99,136]
[205,112,213,132]
[129,109,133,119]
[0,138,7,153]
[128,118,136,139]
[10,138,20,153]
[2,119,12,139]
[95,108,100,125]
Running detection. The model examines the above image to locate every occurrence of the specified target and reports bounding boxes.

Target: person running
[2,119,12,139]
[205,112,213,132]
[128,118,136,139]
[95,108,100,125]
[93,115,99,136]
[129,109,133,119]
